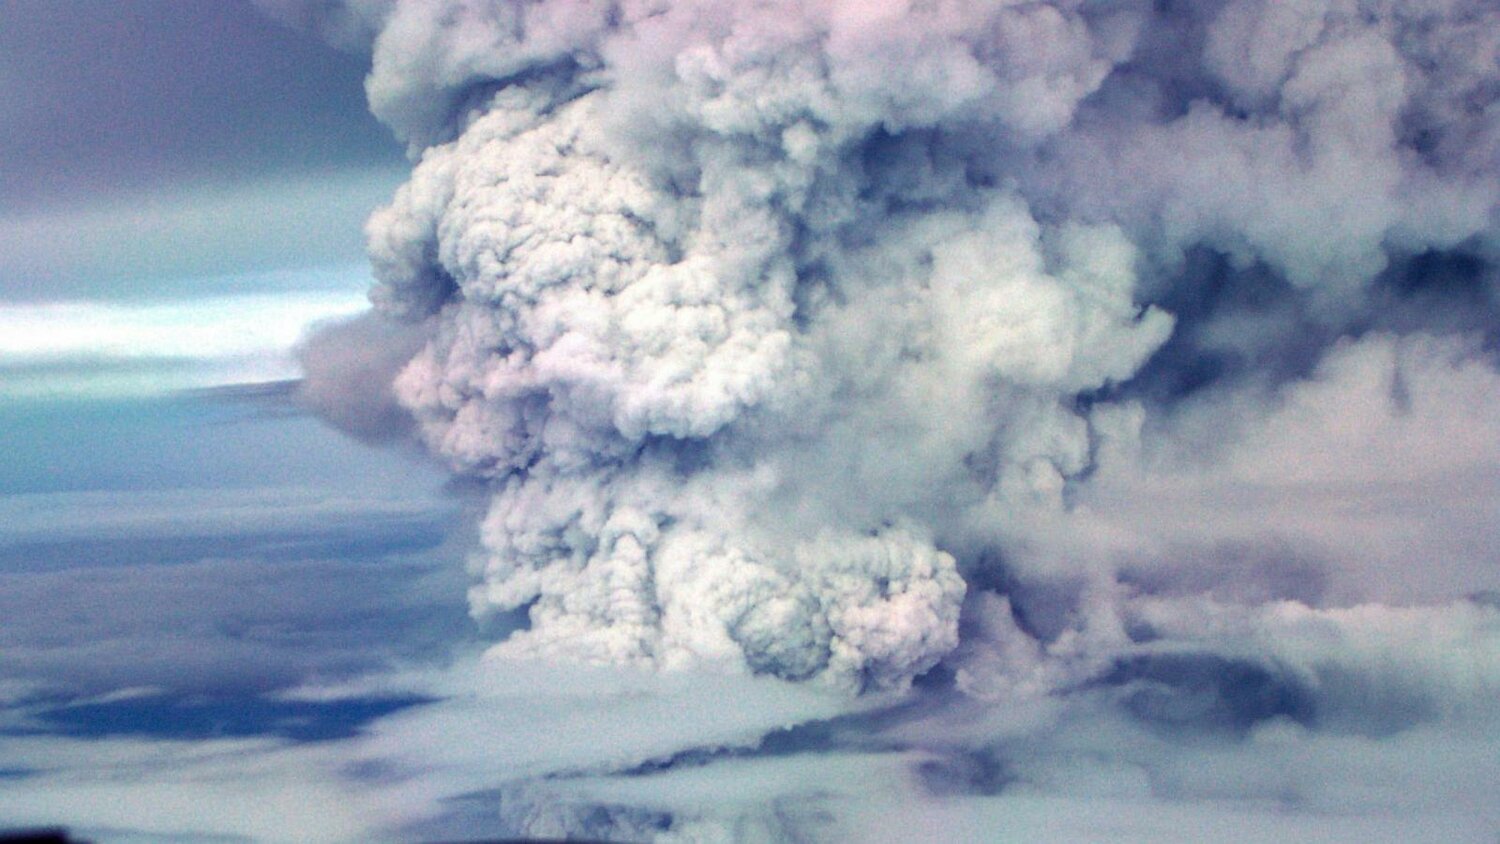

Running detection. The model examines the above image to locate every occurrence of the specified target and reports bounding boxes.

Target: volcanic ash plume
[286,0,1500,692]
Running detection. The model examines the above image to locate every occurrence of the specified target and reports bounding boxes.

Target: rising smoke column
[280,0,1500,694]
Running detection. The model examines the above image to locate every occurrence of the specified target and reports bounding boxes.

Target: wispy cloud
[0,290,369,398]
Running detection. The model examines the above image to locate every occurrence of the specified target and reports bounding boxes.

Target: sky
[2,1,1499,843]
[0,0,403,296]
[0,0,409,399]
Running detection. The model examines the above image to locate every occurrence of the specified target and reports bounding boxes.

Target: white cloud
[0,290,369,397]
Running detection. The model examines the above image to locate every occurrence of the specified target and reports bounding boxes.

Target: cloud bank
[0,290,368,398]
[269,0,1500,839]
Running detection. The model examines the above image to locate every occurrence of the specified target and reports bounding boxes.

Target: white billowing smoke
[284,0,1499,694]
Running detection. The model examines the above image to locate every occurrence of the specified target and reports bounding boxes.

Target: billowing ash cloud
[285,0,1499,702]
